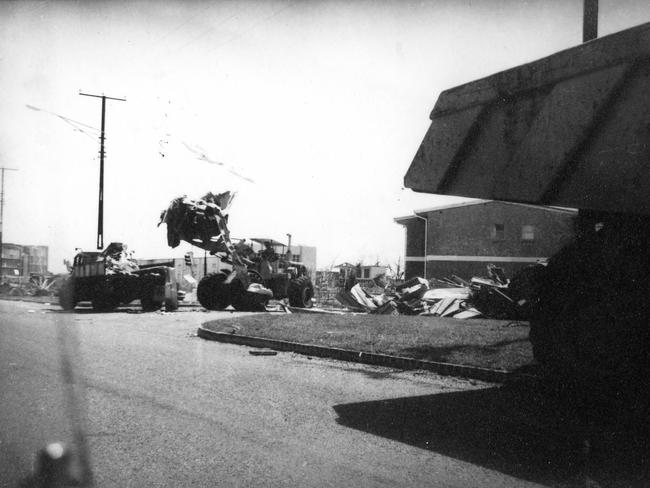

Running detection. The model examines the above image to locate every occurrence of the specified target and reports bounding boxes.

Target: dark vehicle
[403,23,650,423]
[198,237,314,311]
[59,242,178,312]
[159,192,314,311]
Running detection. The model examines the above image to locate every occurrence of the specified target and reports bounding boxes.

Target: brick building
[394,200,576,280]
[0,243,49,281]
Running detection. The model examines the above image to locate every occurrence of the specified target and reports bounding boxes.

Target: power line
[25,104,100,142]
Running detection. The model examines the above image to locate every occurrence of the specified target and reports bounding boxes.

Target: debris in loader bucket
[158,191,236,255]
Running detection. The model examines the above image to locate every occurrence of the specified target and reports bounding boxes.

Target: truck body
[59,242,178,312]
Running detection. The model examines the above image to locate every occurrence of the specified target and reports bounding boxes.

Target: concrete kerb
[197,325,514,384]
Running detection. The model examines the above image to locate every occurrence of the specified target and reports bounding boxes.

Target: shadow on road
[333,380,649,487]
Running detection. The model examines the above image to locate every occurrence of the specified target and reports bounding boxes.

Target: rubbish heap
[335,264,544,320]
[102,242,139,275]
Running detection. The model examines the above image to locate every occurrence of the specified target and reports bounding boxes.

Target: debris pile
[102,242,139,275]
[335,264,544,320]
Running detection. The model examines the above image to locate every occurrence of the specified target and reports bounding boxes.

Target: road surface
[0,299,545,487]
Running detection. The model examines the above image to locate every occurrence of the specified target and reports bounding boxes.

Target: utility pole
[79,91,126,250]
[0,167,18,282]
[583,0,598,42]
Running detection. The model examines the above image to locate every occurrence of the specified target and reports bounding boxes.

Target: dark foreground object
[530,215,650,429]
[334,377,650,487]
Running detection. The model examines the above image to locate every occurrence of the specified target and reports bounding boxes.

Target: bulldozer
[159,192,314,311]
[403,22,650,425]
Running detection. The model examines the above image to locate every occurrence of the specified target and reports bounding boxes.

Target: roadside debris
[249,349,278,356]
[334,264,544,320]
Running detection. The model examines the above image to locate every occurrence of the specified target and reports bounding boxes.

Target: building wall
[291,245,317,274]
[1,243,49,280]
[137,256,224,291]
[23,245,49,275]
[336,264,388,282]
[399,202,576,280]
[402,218,425,278]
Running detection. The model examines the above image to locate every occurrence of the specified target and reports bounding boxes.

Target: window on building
[292,254,301,262]
[521,225,535,241]
[491,223,505,240]
[363,268,370,279]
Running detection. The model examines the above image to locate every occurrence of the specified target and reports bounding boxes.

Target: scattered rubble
[334,264,544,320]
[102,242,139,275]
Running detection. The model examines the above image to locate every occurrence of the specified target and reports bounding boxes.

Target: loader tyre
[288,276,314,308]
[230,271,269,312]
[197,272,231,310]
[58,279,77,311]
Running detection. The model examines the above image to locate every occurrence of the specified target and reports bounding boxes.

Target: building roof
[249,238,286,247]
[394,199,576,224]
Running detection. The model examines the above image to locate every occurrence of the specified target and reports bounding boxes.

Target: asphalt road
[0,299,545,488]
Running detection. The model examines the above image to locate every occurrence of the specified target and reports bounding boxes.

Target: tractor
[159,192,314,311]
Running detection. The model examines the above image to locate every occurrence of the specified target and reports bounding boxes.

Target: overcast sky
[1,0,649,272]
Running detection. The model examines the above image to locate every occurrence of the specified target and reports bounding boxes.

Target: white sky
[1,0,649,272]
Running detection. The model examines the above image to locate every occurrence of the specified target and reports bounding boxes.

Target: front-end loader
[159,192,314,311]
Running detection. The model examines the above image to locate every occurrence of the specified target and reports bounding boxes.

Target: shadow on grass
[398,338,531,369]
[333,381,649,487]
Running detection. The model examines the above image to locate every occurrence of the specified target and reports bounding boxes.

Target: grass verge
[202,313,533,371]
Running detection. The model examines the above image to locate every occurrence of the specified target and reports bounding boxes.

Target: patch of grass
[202,313,533,371]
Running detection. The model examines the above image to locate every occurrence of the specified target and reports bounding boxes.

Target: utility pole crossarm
[79,92,127,102]
[79,91,126,250]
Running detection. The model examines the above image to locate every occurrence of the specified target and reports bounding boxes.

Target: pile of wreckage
[335,264,543,320]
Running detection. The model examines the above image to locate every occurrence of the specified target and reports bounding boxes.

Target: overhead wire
[150,2,296,185]
[25,104,100,143]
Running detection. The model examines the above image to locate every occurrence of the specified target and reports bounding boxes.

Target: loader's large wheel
[288,276,314,308]
[197,272,231,310]
[58,279,77,311]
[230,271,269,312]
